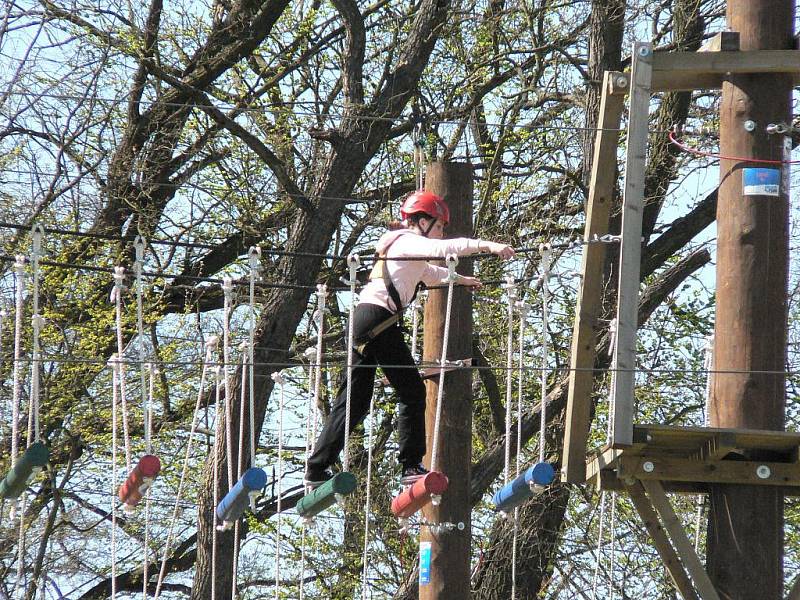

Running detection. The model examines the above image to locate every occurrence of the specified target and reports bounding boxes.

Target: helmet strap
[421,218,437,237]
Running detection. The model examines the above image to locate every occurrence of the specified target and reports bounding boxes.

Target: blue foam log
[216,468,267,523]
[492,462,555,512]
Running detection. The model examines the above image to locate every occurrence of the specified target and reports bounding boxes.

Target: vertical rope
[247,247,261,466]
[511,297,529,600]
[211,361,223,600]
[143,363,155,600]
[360,390,377,600]
[0,307,7,443]
[222,277,235,488]
[271,371,286,600]
[342,255,360,472]
[591,490,607,600]
[154,337,217,600]
[694,335,714,552]
[112,266,132,472]
[134,237,149,453]
[237,351,248,480]
[28,225,43,444]
[11,256,25,471]
[109,356,119,600]
[430,255,458,473]
[538,246,552,464]
[501,276,517,485]
[608,492,617,600]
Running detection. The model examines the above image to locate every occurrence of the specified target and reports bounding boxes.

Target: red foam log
[390,471,449,518]
[118,455,161,508]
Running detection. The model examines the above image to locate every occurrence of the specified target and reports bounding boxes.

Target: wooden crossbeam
[690,432,742,461]
[561,70,628,483]
[618,455,800,487]
[626,481,701,600]
[651,49,800,91]
[641,481,720,600]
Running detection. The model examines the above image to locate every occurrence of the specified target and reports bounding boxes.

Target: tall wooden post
[420,162,474,599]
[708,2,794,597]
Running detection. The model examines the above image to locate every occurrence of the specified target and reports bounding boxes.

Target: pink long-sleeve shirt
[359,229,485,312]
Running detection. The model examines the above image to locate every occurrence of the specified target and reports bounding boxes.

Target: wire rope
[429,255,458,473]
[668,130,800,165]
[112,266,133,472]
[342,255,360,472]
[271,371,286,600]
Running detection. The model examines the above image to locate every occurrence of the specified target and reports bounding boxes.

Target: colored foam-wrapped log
[492,462,556,513]
[296,472,357,519]
[118,455,161,510]
[0,442,49,500]
[391,471,449,519]
[216,467,268,525]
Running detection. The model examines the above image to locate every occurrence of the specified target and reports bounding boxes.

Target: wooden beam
[611,43,652,449]
[562,70,628,483]
[690,432,742,461]
[626,481,701,600]
[641,481,720,600]
[698,31,740,53]
[585,447,623,487]
[618,455,800,488]
[651,49,800,91]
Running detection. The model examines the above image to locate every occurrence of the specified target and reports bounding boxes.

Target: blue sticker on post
[419,541,432,585]
[743,168,780,197]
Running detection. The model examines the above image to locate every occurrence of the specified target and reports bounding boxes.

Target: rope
[28,225,43,444]
[501,276,517,486]
[430,255,458,473]
[248,247,261,466]
[112,266,132,472]
[512,296,530,600]
[153,337,218,600]
[211,361,223,600]
[360,390,377,600]
[694,335,714,552]
[109,356,119,600]
[342,255,360,472]
[271,371,286,600]
[222,277,235,489]
[237,351,248,480]
[410,295,423,360]
[590,490,608,600]
[538,246,552,464]
[11,256,25,473]
[668,130,800,165]
[143,363,156,600]
[0,307,7,445]
[608,492,617,600]
[134,237,150,453]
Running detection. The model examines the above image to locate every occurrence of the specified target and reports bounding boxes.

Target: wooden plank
[633,424,800,457]
[641,481,720,600]
[690,432,742,461]
[585,447,623,486]
[698,31,740,53]
[619,455,800,488]
[626,481,701,600]
[611,43,652,449]
[561,70,627,483]
[651,50,800,91]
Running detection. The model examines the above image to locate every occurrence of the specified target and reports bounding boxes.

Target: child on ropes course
[304,190,515,487]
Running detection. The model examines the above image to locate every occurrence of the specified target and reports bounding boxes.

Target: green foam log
[296,472,357,519]
[0,442,49,499]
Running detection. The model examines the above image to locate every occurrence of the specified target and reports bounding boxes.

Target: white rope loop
[29,225,44,444]
[430,254,458,473]
[271,370,286,600]
[343,254,360,472]
[222,277,235,488]
[237,347,248,480]
[538,245,552,464]
[11,255,26,469]
[112,266,132,471]
[154,335,218,600]
[501,276,517,485]
[134,236,150,452]
[247,246,261,465]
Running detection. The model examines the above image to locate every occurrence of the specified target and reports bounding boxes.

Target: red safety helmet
[400,190,450,225]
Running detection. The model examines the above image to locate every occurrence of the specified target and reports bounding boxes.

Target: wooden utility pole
[709,2,795,598]
[420,162,474,599]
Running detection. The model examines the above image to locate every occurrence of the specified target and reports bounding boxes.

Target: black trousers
[307,303,426,472]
